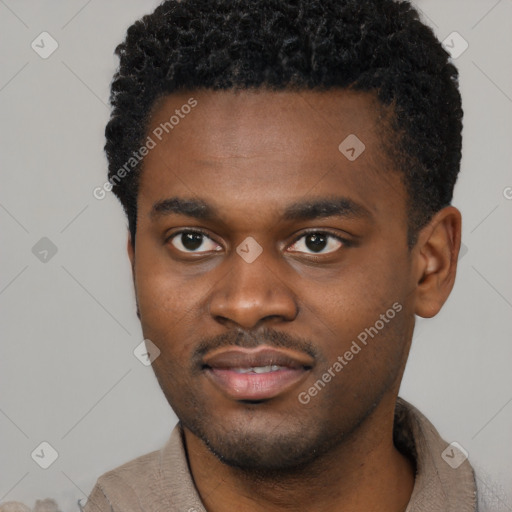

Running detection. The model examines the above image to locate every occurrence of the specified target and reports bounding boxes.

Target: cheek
[133,250,212,362]
[310,260,402,319]
[134,245,199,322]
[302,255,409,357]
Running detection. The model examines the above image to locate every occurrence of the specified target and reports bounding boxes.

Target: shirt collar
[395,397,477,512]
[156,397,477,511]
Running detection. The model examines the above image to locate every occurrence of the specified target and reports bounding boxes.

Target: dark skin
[127,89,461,511]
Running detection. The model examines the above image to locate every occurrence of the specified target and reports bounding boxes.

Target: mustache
[192,327,320,363]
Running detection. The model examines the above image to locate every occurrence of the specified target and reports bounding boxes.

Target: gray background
[1,0,511,510]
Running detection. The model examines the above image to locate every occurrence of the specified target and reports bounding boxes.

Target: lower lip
[205,367,309,401]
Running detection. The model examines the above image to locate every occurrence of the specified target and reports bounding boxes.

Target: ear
[127,232,135,272]
[413,206,462,318]
[127,233,141,319]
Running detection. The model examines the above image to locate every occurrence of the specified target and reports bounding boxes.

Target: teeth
[233,365,282,374]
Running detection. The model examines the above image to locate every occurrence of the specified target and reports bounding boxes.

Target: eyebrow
[150,196,371,222]
[283,197,371,221]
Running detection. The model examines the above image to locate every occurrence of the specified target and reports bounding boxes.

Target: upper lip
[202,346,314,370]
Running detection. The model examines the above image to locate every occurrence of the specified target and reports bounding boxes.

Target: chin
[187,416,335,474]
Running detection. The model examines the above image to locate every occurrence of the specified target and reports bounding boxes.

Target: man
[84,0,477,510]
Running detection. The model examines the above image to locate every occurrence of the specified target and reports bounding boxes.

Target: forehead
[147,88,389,157]
[138,89,406,226]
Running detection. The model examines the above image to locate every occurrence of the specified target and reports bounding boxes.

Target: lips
[202,346,314,401]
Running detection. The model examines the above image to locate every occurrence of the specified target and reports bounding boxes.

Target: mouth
[202,346,314,401]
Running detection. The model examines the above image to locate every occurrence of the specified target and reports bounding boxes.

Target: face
[129,89,419,472]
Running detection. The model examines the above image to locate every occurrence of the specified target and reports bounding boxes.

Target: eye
[168,230,222,254]
[287,231,344,255]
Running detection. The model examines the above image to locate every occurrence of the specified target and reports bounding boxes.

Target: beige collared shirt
[82,398,477,511]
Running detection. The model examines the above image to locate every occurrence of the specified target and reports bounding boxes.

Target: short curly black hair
[105,0,463,247]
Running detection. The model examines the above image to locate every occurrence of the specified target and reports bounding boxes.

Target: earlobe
[413,206,462,318]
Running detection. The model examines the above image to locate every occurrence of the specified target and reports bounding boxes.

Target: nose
[208,247,298,330]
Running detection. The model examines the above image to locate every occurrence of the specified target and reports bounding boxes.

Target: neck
[184,393,415,512]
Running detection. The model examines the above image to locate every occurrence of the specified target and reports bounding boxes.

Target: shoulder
[98,448,163,488]
[82,424,202,512]
[82,449,163,512]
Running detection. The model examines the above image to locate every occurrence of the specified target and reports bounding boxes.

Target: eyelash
[166,228,351,256]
